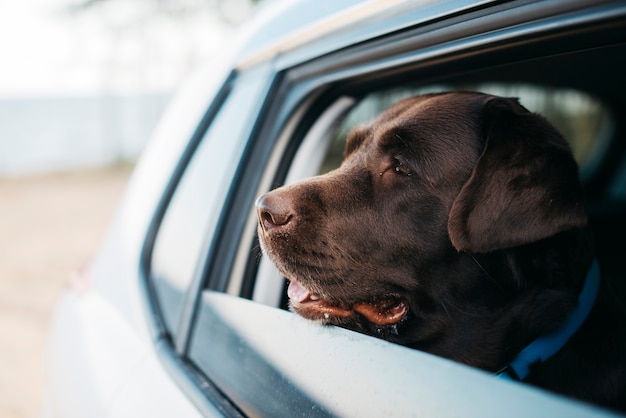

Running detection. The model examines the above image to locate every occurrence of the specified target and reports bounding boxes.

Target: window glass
[188,292,610,418]
[150,70,267,333]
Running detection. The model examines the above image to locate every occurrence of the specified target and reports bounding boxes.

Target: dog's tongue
[288,280,311,303]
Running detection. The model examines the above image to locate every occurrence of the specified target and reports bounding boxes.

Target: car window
[149,70,267,335]
[185,9,625,417]
[191,83,618,417]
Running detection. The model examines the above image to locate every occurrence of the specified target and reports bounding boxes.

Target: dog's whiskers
[470,254,508,296]
[440,301,452,321]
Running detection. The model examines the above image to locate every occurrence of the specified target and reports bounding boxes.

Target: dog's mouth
[287,280,408,326]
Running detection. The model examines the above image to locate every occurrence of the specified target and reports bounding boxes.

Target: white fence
[0,93,171,176]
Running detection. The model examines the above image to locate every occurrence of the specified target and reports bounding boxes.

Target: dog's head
[256,92,591,369]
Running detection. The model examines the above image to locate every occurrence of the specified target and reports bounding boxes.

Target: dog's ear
[448,96,588,253]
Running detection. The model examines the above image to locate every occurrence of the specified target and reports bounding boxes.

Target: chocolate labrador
[255,92,626,411]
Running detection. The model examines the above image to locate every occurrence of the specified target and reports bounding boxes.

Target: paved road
[0,166,132,418]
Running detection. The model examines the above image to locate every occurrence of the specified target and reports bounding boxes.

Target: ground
[0,165,133,418]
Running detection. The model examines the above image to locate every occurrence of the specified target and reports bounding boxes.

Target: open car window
[190,84,619,418]
[183,5,626,416]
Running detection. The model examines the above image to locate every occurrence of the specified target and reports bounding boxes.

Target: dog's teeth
[310,294,320,301]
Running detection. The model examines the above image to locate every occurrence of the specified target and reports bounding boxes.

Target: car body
[43,0,626,417]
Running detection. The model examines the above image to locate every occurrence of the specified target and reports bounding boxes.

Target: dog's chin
[287,279,408,327]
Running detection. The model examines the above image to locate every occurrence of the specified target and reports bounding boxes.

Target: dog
[255,92,626,411]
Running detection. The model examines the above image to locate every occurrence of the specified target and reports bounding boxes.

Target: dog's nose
[256,192,294,231]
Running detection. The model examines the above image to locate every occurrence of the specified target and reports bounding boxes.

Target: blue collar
[497,260,600,381]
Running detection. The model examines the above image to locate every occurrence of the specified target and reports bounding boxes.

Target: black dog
[256,92,626,411]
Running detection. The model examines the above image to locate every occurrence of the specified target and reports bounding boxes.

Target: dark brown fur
[256,92,626,411]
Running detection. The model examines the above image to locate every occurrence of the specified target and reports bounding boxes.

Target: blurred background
[0,1,259,416]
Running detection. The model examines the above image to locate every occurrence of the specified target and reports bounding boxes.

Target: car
[43,0,626,417]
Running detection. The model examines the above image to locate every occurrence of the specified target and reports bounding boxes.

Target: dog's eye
[393,158,414,177]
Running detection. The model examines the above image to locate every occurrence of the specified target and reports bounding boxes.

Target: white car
[43,0,626,416]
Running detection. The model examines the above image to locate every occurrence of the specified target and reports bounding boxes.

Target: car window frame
[140,71,234,342]
[138,71,243,416]
[138,62,279,417]
[148,71,264,337]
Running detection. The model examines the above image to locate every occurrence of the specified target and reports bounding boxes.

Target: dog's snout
[256,192,294,231]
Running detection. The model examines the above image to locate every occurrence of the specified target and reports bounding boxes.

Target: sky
[0,1,76,96]
[0,0,256,175]
[0,0,252,97]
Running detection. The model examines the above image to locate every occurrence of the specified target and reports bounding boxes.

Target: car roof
[233,0,496,69]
